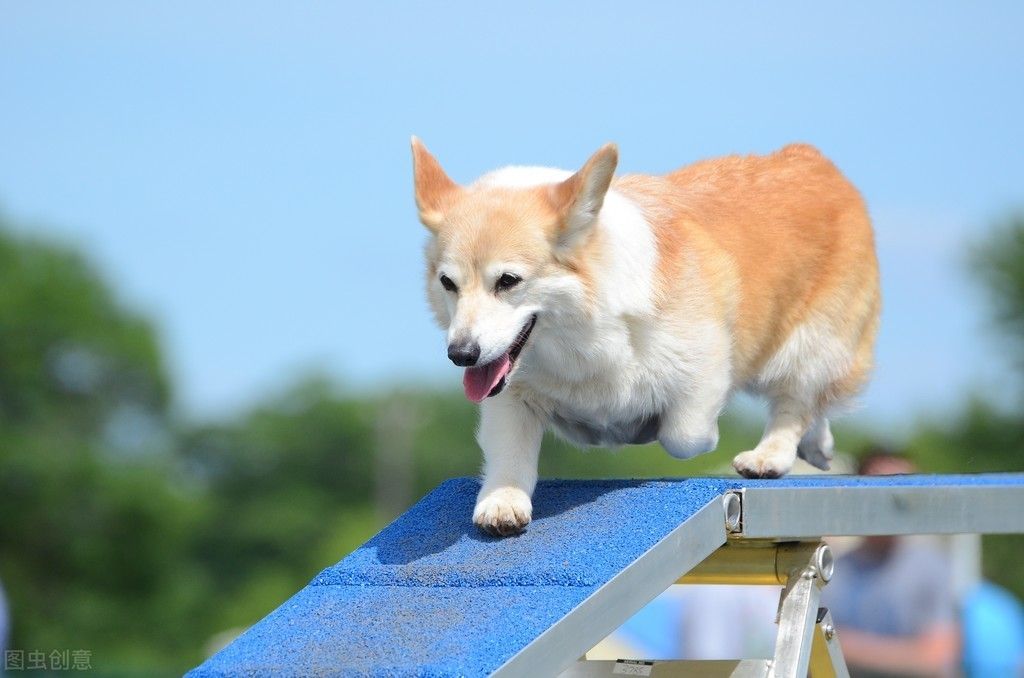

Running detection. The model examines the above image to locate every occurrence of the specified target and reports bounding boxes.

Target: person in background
[822,449,960,677]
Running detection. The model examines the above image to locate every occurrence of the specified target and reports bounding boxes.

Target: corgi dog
[411,139,880,536]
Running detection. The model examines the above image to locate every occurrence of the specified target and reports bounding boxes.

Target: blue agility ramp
[189,474,1024,678]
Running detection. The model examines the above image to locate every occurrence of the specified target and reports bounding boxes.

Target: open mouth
[462,315,537,403]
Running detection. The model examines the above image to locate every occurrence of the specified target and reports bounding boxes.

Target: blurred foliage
[0,226,169,428]
[0,212,1022,673]
[0,220,188,670]
[970,213,1024,390]
[905,212,1024,602]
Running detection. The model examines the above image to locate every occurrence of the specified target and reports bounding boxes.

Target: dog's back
[618,144,879,403]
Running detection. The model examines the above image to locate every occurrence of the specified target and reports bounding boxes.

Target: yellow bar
[676,541,821,585]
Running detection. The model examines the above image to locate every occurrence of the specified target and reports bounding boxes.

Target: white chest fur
[479,168,727,448]
[511,191,719,445]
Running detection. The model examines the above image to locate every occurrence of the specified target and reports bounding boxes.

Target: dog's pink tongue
[463,353,512,403]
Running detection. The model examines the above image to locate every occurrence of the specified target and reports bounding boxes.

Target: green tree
[0,218,203,671]
[905,212,1024,600]
[971,213,1024,393]
[177,378,381,635]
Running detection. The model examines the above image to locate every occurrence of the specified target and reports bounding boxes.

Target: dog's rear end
[620,143,880,477]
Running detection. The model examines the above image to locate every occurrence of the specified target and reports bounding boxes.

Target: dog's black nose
[447,341,481,367]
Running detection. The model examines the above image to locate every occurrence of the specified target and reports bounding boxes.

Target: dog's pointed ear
[411,136,459,232]
[550,143,618,251]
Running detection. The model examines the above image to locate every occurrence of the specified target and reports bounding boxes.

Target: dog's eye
[439,274,458,292]
[495,273,522,292]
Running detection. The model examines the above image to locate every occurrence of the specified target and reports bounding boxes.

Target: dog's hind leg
[735,313,860,478]
[732,395,815,478]
[796,416,834,470]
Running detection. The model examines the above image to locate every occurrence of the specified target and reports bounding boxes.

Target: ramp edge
[492,496,727,678]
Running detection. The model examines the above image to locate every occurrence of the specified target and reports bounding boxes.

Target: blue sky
[1,3,1022,428]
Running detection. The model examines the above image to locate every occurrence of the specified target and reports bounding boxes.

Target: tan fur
[413,140,880,532]
[411,136,462,230]
[417,142,879,404]
[617,144,879,401]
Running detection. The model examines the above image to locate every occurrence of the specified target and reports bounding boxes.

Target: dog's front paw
[732,444,795,479]
[473,487,532,536]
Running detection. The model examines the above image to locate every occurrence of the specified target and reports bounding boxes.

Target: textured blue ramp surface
[189,478,730,677]
[193,585,590,677]
[189,474,1024,677]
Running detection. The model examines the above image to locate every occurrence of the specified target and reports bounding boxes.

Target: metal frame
[768,542,839,678]
[557,540,848,678]
[557,540,843,675]
[809,608,848,678]
[559,659,772,677]
[733,483,1024,539]
[495,500,727,677]
[524,479,1024,678]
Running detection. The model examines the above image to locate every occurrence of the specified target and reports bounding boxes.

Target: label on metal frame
[612,659,654,676]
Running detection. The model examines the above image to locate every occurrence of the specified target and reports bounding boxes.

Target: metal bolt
[813,543,834,583]
[723,492,742,532]
[823,623,835,640]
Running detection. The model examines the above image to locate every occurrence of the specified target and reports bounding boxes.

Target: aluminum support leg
[769,543,838,678]
[808,608,849,678]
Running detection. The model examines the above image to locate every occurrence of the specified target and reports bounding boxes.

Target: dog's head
[411,138,618,402]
